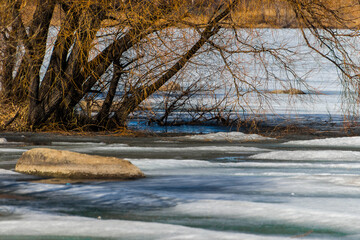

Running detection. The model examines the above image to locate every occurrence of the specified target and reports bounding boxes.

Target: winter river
[1,132,360,239]
[2,27,360,239]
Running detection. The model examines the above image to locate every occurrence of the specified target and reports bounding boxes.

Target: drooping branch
[96,62,123,125]
[64,23,170,113]
[112,0,240,126]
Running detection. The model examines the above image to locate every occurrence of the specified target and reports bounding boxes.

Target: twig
[3,109,20,127]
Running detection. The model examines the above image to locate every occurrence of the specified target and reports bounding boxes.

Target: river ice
[1,27,360,239]
[0,133,359,239]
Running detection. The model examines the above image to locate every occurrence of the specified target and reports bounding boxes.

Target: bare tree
[1,0,326,131]
[0,0,242,129]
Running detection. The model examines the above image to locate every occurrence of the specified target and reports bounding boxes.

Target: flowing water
[1,132,360,239]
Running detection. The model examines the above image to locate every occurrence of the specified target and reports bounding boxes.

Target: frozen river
[1,132,360,239]
[2,27,360,239]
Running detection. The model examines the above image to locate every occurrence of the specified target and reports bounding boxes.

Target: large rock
[15,148,145,179]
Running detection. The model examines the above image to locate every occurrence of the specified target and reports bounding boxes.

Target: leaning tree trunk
[28,3,106,127]
[2,0,240,130]
[1,0,31,102]
[111,0,239,127]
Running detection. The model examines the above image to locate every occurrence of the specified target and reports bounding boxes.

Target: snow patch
[250,150,360,161]
[283,136,360,147]
[0,138,7,143]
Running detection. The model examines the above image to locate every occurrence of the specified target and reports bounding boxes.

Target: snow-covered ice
[284,136,360,147]
[250,150,360,161]
[0,208,294,240]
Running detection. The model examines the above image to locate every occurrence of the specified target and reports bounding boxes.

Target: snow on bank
[179,132,272,142]
[250,150,360,161]
[0,208,289,240]
[283,136,360,147]
[0,138,7,144]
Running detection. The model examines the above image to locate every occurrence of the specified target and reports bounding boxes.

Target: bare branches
[289,0,360,120]
[112,0,240,126]
[4,0,360,131]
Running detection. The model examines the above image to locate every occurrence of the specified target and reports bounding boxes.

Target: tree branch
[113,0,240,126]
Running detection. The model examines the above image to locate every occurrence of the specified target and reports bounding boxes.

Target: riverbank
[0,120,359,145]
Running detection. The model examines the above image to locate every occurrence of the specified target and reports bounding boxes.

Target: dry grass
[0,100,28,132]
[19,0,360,28]
[0,98,141,135]
[20,2,62,26]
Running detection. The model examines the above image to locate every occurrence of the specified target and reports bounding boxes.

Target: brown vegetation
[2,0,243,131]
[1,0,360,132]
[19,0,360,28]
[270,88,305,94]
[0,98,27,131]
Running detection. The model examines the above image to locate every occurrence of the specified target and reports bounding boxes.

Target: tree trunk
[27,0,56,127]
[28,3,106,127]
[1,0,29,102]
[96,63,123,125]
[113,0,239,126]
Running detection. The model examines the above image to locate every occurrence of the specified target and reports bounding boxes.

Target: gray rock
[15,148,145,179]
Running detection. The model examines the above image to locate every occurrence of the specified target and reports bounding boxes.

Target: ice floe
[0,148,26,153]
[250,150,360,161]
[283,136,360,147]
[167,200,360,234]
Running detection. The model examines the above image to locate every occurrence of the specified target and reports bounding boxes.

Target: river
[0,132,360,239]
[2,26,360,239]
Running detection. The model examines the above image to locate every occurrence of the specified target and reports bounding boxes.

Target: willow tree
[1,0,247,129]
[3,0,339,131]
